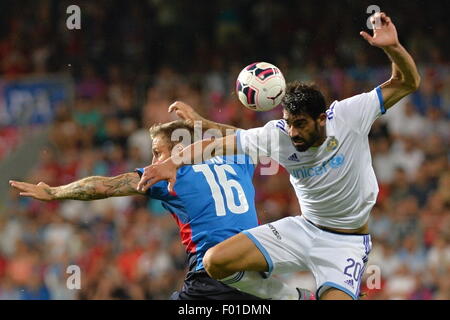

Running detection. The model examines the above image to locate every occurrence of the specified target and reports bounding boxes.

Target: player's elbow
[413,74,421,90]
[408,74,421,91]
[403,74,421,93]
[393,72,421,94]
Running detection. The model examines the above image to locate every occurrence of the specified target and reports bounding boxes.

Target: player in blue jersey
[10,117,308,300]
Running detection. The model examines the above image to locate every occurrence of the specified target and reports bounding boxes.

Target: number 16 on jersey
[193,164,250,216]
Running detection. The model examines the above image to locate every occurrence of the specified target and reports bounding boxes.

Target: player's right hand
[9,180,54,201]
[136,158,178,194]
[168,101,204,126]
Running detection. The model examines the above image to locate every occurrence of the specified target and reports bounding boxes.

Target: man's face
[151,135,173,164]
[283,110,325,152]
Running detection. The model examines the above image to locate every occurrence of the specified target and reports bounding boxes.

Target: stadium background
[0,0,449,300]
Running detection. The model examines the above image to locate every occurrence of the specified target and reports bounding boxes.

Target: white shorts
[242,215,372,299]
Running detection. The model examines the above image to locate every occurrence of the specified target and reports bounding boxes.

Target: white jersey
[236,87,385,229]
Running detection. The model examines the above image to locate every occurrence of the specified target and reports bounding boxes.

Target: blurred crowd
[0,0,449,300]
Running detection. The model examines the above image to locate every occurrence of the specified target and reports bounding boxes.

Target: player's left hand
[9,180,54,201]
[360,12,399,48]
[136,158,178,194]
[169,101,204,126]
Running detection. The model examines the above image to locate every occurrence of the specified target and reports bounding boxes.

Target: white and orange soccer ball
[236,62,286,111]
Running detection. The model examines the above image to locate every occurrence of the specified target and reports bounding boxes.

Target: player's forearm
[383,44,420,90]
[172,135,238,168]
[200,118,240,136]
[49,173,141,200]
[49,177,106,200]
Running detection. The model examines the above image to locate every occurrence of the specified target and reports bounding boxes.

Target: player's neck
[312,127,327,147]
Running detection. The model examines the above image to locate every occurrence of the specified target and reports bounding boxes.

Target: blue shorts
[170,271,261,300]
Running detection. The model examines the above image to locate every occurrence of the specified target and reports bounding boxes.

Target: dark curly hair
[282,81,326,119]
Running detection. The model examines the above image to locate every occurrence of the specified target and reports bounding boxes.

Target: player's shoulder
[333,88,380,108]
[262,119,289,135]
[325,100,339,121]
[326,89,379,115]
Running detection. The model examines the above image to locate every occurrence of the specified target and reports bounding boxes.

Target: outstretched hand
[169,101,204,126]
[360,12,399,48]
[9,180,54,201]
[136,159,178,194]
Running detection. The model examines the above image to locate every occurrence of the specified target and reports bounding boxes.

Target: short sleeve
[134,168,169,200]
[236,120,281,163]
[329,87,385,135]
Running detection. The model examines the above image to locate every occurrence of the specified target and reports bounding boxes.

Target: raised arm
[360,12,420,109]
[169,101,239,135]
[10,172,144,201]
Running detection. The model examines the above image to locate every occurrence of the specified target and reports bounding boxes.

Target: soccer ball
[236,62,286,111]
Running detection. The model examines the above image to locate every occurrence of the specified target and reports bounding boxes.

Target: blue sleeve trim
[376,86,386,115]
[134,168,144,177]
[134,168,153,197]
[316,281,357,300]
[242,230,274,276]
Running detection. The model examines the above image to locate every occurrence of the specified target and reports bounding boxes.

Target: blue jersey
[136,155,258,272]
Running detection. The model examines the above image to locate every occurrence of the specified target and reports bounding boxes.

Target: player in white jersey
[137,12,420,299]
[241,86,382,230]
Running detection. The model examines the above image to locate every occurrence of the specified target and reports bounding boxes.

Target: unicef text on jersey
[291,154,345,179]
